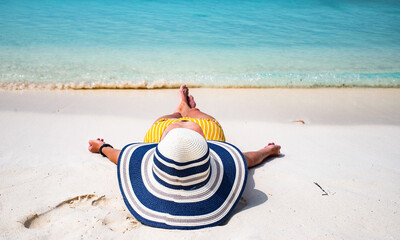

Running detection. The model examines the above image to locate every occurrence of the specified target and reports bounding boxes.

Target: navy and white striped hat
[117,128,248,229]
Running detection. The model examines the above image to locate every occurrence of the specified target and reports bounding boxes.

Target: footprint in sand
[24,194,139,233]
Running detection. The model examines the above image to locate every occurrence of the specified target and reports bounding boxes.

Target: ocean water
[0,0,399,89]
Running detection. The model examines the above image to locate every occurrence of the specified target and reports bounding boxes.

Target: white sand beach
[0,88,399,239]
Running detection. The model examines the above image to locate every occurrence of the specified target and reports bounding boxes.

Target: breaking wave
[1,72,399,90]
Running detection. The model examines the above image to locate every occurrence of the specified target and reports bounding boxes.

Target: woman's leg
[176,85,216,119]
[151,84,192,124]
[88,138,281,167]
[153,84,215,122]
[152,112,182,124]
[243,143,281,168]
[183,107,215,119]
[88,139,120,164]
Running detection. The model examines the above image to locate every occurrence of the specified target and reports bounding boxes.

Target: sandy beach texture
[0,88,399,239]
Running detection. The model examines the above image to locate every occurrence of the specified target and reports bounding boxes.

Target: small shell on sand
[292,120,305,124]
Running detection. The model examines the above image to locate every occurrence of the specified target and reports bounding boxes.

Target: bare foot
[175,84,191,114]
[188,95,197,108]
[179,84,189,104]
[178,84,196,108]
[261,143,281,158]
[88,138,105,154]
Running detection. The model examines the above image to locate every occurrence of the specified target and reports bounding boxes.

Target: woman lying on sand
[88,84,281,229]
[88,84,280,167]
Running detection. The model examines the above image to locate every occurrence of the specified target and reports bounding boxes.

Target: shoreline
[1,88,399,239]
[1,78,400,91]
[1,85,400,91]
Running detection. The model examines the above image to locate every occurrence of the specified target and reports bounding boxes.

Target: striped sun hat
[117,128,248,229]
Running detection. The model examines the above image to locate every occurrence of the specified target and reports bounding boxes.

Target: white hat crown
[157,128,208,163]
[154,128,211,190]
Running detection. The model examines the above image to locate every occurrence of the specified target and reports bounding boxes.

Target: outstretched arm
[88,139,121,164]
[243,143,281,168]
[88,138,281,168]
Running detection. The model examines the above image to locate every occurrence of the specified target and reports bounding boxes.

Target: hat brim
[117,140,248,230]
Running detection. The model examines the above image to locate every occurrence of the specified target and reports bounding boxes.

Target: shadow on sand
[221,154,284,226]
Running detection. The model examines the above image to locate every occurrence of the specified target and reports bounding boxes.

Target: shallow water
[0,0,399,89]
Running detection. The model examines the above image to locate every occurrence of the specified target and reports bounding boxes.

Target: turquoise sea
[0,0,399,89]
